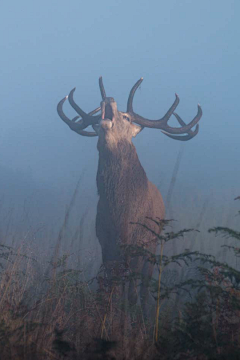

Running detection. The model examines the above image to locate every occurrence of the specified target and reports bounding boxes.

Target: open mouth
[100,99,115,130]
[104,103,113,120]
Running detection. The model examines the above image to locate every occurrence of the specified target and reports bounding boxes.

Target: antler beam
[127,78,202,138]
[57,93,101,137]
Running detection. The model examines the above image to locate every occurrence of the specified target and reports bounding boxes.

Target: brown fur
[96,139,164,262]
[96,136,164,313]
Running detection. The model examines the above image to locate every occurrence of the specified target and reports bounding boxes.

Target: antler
[57,78,108,136]
[57,89,101,137]
[99,76,106,100]
[127,78,202,140]
[162,112,199,141]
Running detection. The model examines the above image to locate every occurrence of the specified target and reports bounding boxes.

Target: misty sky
[0,0,239,200]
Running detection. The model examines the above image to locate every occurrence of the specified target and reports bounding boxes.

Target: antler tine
[129,93,179,130]
[99,76,106,100]
[75,106,101,136]
[161,112,199,141]
[57,95,100,137]
[76,129,98,137]
[73,106,101,123]
[127,78,144,112]
[67,88,101,130]
[57,96,73,126]
[130,85,202,135]
[164,125,199,141]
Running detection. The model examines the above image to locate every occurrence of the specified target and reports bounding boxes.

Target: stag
[57,77,202,314]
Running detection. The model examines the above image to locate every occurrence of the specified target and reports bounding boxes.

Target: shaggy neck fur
[97,140,148,203]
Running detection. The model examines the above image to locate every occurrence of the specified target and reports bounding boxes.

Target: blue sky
[0,0,239,197]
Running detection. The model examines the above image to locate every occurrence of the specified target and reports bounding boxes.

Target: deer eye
[123,115,130,122]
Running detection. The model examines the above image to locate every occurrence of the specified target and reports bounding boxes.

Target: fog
[0,0,239,269]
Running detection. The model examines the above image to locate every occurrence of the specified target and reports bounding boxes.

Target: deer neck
[96,140,148,199]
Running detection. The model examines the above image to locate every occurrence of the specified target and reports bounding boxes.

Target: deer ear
[131,123,143,137]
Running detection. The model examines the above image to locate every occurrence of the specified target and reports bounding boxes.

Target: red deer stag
[57,77,202,314]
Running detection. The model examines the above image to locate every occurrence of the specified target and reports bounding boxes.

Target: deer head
[57,77,202,147]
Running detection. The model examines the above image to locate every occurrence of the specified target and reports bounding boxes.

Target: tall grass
[0,193,239,359]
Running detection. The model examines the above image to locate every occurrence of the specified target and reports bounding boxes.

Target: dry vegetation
[0,196,239,360]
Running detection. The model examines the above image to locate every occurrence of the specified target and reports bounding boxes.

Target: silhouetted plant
[0,244,15,270]
[84,338,117,360]
[0,197,239,359]
[154,196,240,359]
[52,328,76,358]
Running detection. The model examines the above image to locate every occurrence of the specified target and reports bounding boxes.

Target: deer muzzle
[100,98,117,130]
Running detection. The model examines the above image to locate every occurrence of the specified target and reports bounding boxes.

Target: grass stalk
[155,234,165,342]
[101,286,115,339]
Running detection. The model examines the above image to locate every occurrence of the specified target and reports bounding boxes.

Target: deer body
[57,77,202,312]
[96,139,165,263]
